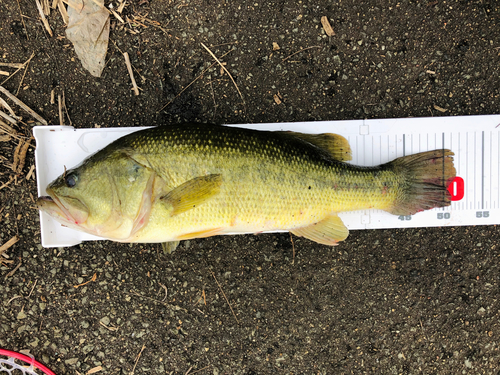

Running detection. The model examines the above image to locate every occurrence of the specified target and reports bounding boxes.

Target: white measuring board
[34,114,500,248]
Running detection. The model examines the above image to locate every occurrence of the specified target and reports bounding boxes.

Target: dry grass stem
[58,93,64,125]
[321,16,335,36]
[123,52,140,95]
[201,42,245,108]
[51,0,58,9]
[35,0,53,36]
[0,85,48,125]
[1,52,34,86]
[210,270,239,324]
[282,45,321,62]
[57,0,69,25]
[0,97,19,119]
[129,345,146,375]
[0,71,9,76]
[16,0,29,41]
[43,0,51,15]
[0,236,19,257]
[0,63,25,69]
[5,258,22,279]
[0,176,15,191]
[0,110,17,125]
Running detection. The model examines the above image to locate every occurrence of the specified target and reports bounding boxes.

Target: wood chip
[58,0,69,25]
[123,52,139,96]
[110,8,124,23]
[0,71,9,76]
[273,93,282,105]
[426,70,436,74]
[433,104,448,113]
[26,164,36,180]
[272,42,280,51]
[321,16,335,36]
[87,366,103,374]
[0,85,48,125]
[0,236,19,257]
[35,0,53,36]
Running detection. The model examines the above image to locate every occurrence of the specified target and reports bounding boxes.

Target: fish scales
[113,125,399,241]
[37,123,456,246]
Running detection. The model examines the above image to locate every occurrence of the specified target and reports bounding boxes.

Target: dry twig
[210,270,239,324]
[123,52,139,95]
[201,42,245,109]
[282,45,321,62]
[129,345,146,375]
[0,236,19,257]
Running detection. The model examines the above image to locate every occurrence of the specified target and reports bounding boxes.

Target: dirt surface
[1,0,500,374]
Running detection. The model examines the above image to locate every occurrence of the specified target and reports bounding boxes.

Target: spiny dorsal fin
[161,174,222,216]
[284,132,352,161]
[290,214,349,246]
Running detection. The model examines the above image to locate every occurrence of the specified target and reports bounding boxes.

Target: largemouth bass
[37,123,456,246]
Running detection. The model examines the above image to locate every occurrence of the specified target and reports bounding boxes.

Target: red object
[447,176,465,201]
[0,349,56,375]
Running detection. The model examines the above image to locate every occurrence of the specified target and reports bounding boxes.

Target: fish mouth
[37,190,88,225]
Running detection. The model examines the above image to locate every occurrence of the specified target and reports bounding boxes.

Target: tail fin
[387,149,456,216]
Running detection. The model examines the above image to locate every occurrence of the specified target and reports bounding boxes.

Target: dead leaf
[66,0,110,77]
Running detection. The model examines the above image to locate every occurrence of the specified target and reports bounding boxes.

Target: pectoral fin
[161,174,223,216]
[290,214,349,246]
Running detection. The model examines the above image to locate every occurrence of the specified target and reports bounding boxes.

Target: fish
[37,123,456,248]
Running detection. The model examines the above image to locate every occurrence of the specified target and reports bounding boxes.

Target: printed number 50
[437,213,451,219]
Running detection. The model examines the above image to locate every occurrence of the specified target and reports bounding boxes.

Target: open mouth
[37,191,80,224]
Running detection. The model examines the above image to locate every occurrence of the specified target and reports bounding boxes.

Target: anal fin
[290,214,349,246]
[161,241,180,254]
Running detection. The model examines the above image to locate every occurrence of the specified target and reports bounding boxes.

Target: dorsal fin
[283,132,352,161]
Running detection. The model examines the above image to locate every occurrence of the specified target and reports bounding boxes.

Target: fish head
[37,150,155,240]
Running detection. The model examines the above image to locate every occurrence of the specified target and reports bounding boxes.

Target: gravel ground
[1,0,500,374]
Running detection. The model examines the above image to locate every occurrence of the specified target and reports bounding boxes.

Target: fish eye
[65,173,78,188]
